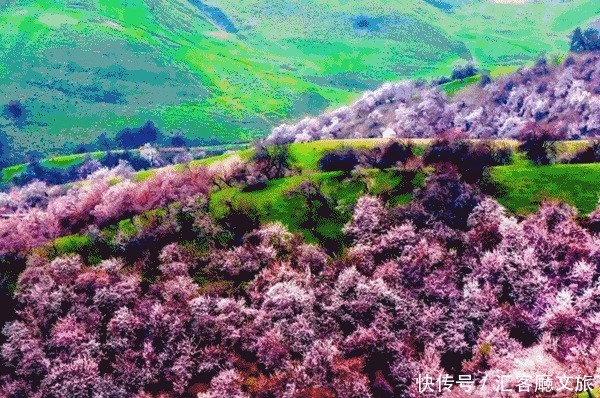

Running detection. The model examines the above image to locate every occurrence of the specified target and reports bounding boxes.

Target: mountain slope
[0,0,353,160]
[267,51,600,144]
[0,0,597,162]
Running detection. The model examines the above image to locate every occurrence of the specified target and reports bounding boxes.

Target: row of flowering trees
[0,162,212,256]
[267,53,600,144]
[1,160,600,396]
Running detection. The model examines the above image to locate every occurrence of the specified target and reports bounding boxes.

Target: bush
[252,144,291,179]
[219,198,261,244]
[517,122,562,165]
[4,100,24,120]
[451,64,478,81]
[415,170,481,230]
[432,76,452,86]
[286,181,333,229]
[2,183,600,397]
[103,151,152,171]
[318,147,361,173]
[490,145,513,166]
[115,120,160,149]
[570,27,600,53]
[563,141,600,164]
[479,74,492,87]
[374,141,414,169]
[423,139,498,183]
[171,134,187,148]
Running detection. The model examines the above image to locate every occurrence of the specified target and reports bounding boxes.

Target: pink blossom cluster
[0,164,212,255]
[268,53,600,144]
[2,172,599,397]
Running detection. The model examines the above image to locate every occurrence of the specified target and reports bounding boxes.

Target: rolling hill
[0,0,598,162]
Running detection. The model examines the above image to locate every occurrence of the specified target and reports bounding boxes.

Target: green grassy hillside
[0,0,354,160]
[40,138,600,261]
[206,139,600,250]
[491,161,600,216]
[0,0,597,161]
[210,169,419,249]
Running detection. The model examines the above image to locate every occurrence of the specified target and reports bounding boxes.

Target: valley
[0,0,597,163]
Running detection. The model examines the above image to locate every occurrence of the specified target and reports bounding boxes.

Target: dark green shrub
[318,147,361,173]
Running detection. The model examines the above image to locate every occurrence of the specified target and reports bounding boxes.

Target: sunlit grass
[209,169,419,248]
[490,162,600,216]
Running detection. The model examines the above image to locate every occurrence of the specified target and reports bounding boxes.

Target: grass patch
[0,0,594,158]
[1,164,27,183]
[209,168,420,250]
[39,152,105,169]
[490,162,600,216]
[133,169,156,182]
[285,139,599,217]
[287,139,431,172]
[52,234,92,255]
[117,219,138,238]
[441,75,480,96]
[49,234,103,265]
[189,148,254,168]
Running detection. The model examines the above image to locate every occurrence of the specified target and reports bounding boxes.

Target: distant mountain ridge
[0,0,597,163]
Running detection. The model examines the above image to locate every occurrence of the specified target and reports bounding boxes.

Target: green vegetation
[209,140,600,245]
[287,139,430,171]
[39,152,104,169]
[577,388,600,398]
[0,0,596,160]
[1,164,27,183]
[210,169,420,249]
[491,161,600,216]
[18,138,600,265]
[190,148,254,168]
[30,138,600,268]
[132,169,155,182]
[52,234,92,256]
[48,234,103,264]
[441,74,480,96]
[284,140,600,216]
[1,152,107,183]
[0,143,251,185]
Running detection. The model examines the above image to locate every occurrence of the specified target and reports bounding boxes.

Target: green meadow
[0,0,597,161]
[206,139,600,250]
[45,138,600,262]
